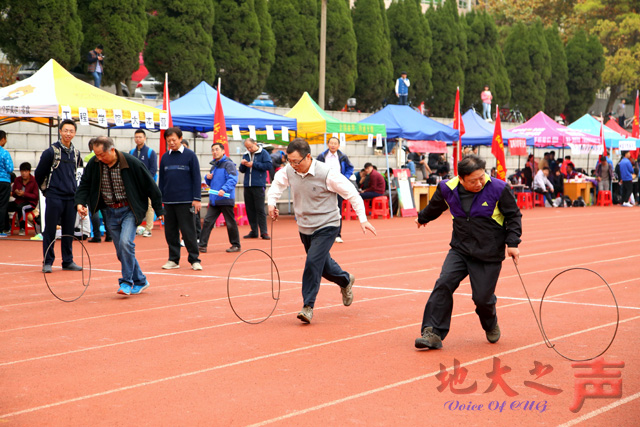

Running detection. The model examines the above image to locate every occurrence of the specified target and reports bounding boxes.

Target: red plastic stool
[341,200,358,220]
[370,196,390,219]
[533,192,546,207]
[234,203,249,226]
[516,192,533,209]
[596,191,612,206]
[11,212,35,235]
[215,215,226,227]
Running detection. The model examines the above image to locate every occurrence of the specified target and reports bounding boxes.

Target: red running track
[0,206,638,426]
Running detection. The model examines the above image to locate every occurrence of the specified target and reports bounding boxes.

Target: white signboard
[367,134,373,148]
[619,140,637,151]
[113,109,125,127]
[248,125,257,140]
[144,112,155,129]
[266,125,275,141]
[231,125,242,141]
[60,106,72,121]
[281,126,289,142]
[96,109,107,128]
[78,107,89,126]
[130,111,140,128]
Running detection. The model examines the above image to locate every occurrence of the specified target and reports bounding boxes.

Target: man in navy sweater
[129,129,158,237]
[239,138,271,240]
[158,127,203,270]
[34,120,83,273]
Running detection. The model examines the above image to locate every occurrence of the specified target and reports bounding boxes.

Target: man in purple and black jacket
[414,155,522,350]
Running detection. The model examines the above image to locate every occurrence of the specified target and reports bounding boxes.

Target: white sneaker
[142,230,152,237]
[191,262,203,271]
[622,202,634,207]
[180,239,185,247]
[335,236,344,243]
[162,261,180,269]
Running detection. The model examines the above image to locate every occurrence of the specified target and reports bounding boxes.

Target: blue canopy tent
[163,82,296,132]
[455,109,535,147]
[567,114,639,149]
[112,81,296,135]
[359,105,458,141]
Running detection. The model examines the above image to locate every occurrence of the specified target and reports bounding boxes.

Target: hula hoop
[43,234,92,302]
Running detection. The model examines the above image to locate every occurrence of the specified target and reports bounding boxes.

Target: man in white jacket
[532,167,555,207]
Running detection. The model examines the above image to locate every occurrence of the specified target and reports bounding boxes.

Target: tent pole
[49,118,53,146]
[384,137,393,218]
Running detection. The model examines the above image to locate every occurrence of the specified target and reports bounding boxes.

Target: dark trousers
[90,209,109,238]
[360,191,383,200]
[0,182,10,231]
[42,197,76,266]
[298,226,350,308]
[244,187,268,236]
[336,195,344,237]
[195,211,201,240]
[164,203,201,265]
[534,188,554,205]
[621,180,633,203]
[199,203,240,249]
[421,249,502,340]
[7,200,34,229]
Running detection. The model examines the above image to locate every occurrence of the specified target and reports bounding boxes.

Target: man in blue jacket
[199,143,241,253]
[316,136,354,243]
[619,150,634,207]
[129,129,158,237]
[414,155,522,350]
[238,138,271,240]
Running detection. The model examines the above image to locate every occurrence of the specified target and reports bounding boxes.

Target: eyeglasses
[60,129,75,134]
[289,155,308,167]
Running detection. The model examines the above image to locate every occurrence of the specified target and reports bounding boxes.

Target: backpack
[40,144,79,192]
[572,196,586,207]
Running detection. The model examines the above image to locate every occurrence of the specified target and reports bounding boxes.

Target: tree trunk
[605,84,623,117]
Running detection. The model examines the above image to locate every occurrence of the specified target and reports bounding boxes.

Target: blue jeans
[398,94,408,105]
[92,71,102,88]
[104,206,146,287]
[483,103,491,120]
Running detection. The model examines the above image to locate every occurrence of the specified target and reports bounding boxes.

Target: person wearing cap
[395,71,410,106]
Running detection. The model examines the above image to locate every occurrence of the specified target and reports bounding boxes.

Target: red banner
[407,140,447,153]
[452,87,465,176]
[600,115,607,157]
[213,84,229,156]
[507,138,527,156]
[159,73,173,160]
[491,105,507,181]
[633,90,639,139]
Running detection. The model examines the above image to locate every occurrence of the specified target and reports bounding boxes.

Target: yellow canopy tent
[0,59,166,129]
[285,92,386,143]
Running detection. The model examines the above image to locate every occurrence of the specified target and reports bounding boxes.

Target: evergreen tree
[463,11,510,112]
[323,0,358,110]
[212,0,261,104]
[564,29,605,122]
[255,0,276,96]
[352,0,393,111]
[503,20,551,119]
[387,0,432,106]
[0,0,82,69]
[426,0,467,116]
[77,0,147,94]
[145,0,216,96]
[543,25,569,118]
[266,0,319,106]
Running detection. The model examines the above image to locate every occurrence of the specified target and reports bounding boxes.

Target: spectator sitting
[532,167,556,207]
[407,150,431,181]
[359,163,385,200]
[560,155,574,176]
[8,162,38,235]
[271,150,286,173]
[436,154,451,179]
[565,163,577,180]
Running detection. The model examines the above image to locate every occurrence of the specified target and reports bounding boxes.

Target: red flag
[600,114,607,157]
[159,73,173,160]
[213,81,229,156]
[633,90,639,138]
[452,87,465,176]
[491,105,507,181]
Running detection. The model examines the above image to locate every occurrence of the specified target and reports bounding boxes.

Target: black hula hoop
[514,261,620,362]
[43,234,92,302]
[226,219,281,324]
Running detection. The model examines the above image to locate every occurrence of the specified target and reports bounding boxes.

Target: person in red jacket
[359,163,385,200]
[8,162,39,235]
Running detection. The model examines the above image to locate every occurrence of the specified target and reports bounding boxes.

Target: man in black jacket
[76,136,164,296]
[414,155,522,350]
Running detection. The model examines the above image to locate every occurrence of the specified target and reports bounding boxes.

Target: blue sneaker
[117,284,132,295]
[131,281,150,295]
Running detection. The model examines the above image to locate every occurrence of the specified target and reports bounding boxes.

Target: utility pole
[318,0,327,109]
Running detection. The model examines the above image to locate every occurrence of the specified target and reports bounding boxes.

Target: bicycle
[504,105,525,124]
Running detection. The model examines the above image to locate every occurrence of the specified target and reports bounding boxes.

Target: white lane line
[556,389,640,427]
[247,314,640,427]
